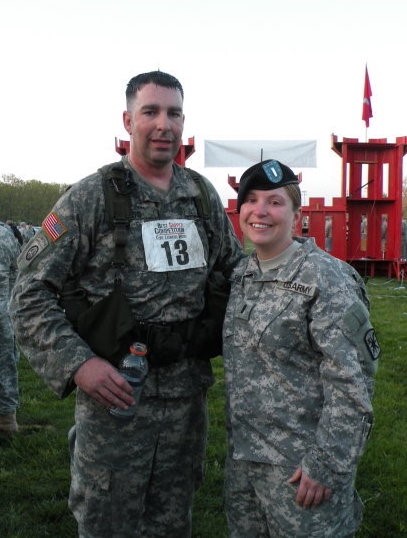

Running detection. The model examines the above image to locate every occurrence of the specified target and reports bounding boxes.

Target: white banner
[204,139,317,168]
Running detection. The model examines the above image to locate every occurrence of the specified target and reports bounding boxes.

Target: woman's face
[239,187,301,260]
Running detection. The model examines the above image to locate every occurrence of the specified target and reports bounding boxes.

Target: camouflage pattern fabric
[223,237,378,537]
[10,158,242,536]
[225,458,363,537]
[70,391,207,538]
[18,223,35,244]
[0,224,20,414]
[11,159,242,398]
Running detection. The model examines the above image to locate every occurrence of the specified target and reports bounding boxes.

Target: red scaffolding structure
[293,136,407,279]
[116,134,407,280]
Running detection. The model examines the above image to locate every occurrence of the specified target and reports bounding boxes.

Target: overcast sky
[1,0,406,204]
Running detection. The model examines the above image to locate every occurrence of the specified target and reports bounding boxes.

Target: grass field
[0,277,406,537]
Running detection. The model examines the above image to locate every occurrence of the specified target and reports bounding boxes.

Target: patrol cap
[237,159,299,212]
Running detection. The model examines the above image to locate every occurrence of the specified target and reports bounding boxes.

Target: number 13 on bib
[142,220,207,272]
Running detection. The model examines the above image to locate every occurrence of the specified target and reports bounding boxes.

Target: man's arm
[74,356,135,409]
[10,176,107,398]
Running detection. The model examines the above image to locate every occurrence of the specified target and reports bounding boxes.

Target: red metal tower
[116,134,407,279]
[299,135,407,279]
[115,136,195,166]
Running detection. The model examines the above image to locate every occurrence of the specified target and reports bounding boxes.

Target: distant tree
[0,174,68,225]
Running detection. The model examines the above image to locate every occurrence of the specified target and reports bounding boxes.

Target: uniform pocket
[228,294,294,349]
[69,457,145,537]
[69,458,112,537]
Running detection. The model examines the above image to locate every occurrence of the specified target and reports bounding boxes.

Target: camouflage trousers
[0,307,19,414]
[69,389,208,538]
[224,457,363,537]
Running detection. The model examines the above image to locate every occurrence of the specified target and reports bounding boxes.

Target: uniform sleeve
[2,231,20,295]
[10,182,104,398]
[9,239,20,291]
[301,286,377,488]
[201,176,244,277]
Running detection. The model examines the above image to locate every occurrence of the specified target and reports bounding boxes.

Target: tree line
[0,174,68,225]
[2,172,407,227]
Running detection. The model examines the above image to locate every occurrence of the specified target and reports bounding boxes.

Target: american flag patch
[42,212,68,242]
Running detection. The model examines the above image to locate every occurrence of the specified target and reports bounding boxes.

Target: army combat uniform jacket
[11,159,242,400]
[223,237,379,489]
[0,223,20,414]
[0,223,20,301]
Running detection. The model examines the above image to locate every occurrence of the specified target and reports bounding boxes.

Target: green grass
[1,277,406,537]
[354,278,407,537]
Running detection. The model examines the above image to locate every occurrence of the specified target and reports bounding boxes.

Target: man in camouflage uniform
[223,160,379,537]
[11,71,242,537]
[18,221,35,244]
[0,222,20,436]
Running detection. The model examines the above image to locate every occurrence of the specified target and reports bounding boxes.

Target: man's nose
[156,112,171,130]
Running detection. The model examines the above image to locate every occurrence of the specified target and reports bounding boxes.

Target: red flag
[362,66,373,127]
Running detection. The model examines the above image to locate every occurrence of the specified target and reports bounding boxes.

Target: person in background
[11,70,242,537]
[0,221,20,437]
[18,221,35,243]
[223,159,379,537]
[6,220,24,246]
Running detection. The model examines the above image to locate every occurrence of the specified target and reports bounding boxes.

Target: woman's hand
[288,467,332,508]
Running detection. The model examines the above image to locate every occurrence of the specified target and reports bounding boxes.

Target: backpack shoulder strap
[99,163,214,267]
[184,167,211,220]
[98,161,136,268]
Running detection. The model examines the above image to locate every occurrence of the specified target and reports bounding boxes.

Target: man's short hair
[126,71,184,108]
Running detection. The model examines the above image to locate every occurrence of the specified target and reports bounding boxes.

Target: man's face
[123,83,184,168]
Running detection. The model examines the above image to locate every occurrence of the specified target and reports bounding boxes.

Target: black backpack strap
[99,162,136,271]
[184,167,211,220]
[100,163,213,270]
[183,167,215,252]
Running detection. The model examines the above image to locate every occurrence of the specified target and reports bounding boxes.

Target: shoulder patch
[42,212,68,242]
[364,328,381,361]
[18,232,50,270]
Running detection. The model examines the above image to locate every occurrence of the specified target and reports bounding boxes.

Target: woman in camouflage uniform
[223,160,379,537]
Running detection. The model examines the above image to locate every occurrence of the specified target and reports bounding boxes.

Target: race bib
[142,219,206,272]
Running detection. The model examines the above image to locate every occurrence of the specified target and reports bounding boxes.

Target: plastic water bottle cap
[129,342,147,356]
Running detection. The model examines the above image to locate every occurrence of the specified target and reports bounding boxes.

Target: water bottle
[109,342,149,420]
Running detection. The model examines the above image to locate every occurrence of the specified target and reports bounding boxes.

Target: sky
[1,0,407,206]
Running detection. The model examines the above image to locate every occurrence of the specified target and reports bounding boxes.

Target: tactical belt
[131,317,197,368]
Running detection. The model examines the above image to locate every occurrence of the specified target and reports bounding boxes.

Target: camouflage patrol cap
[237,159,299,212]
